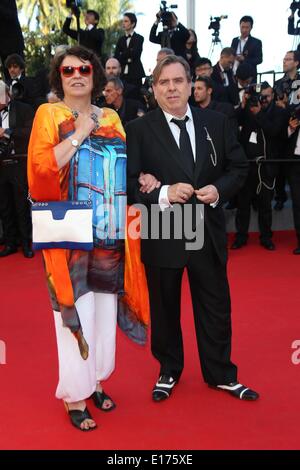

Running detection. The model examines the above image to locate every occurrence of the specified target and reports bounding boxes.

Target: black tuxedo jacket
[0,0,24,56]
[5,100,34,156]
[63,18,104,57]
[211,63,239,106]
[231,35,263,75]
[114,33,145,81]
[126,106,248,268]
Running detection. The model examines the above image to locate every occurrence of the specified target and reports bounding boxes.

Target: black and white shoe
[209,382,259,401]
[152,375,177,402]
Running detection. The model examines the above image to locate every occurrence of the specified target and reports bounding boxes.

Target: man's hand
[195,185,219,204]
[0,128,5,138]
[139,172,161,193]
[289,117,300,131]
[236,54,245,62]
[168,183,194,204]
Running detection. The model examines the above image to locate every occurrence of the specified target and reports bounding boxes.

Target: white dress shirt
[124,32,134,75]
[158,105,219,209]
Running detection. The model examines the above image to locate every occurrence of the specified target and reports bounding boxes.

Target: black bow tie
[126,34,132,38]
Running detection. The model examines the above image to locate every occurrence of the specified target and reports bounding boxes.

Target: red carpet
[0,231,300,450]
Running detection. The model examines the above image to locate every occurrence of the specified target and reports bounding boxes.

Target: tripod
[208,30,223,58]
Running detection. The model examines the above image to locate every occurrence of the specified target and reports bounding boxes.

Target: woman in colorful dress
[28,45,151,431]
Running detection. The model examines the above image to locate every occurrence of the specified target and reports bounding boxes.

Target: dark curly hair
[49,45,106,100]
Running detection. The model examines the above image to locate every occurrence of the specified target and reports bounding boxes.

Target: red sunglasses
[60,64,93,77]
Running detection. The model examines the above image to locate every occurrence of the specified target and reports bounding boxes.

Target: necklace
[71,109,100,133]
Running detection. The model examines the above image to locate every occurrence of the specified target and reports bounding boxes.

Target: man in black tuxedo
[194,76,238,137]
[126,55,259,402]
[0,0,24,82]
[231,16,263,77]
[114,13,145,88]
[63,9,104,59]
[0,81,34,257]
[149,11,189,58]
[211,48,239,106]
[102,77,145,126]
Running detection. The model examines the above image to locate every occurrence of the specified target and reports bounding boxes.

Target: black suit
[0,100,34,247]
[211,63,239,106]
[126,106,248,384]
[149,22,190,58]
[0,0,24,81]
[231,35,263,76]
[114,33,145,87]
[104,98,145,127]
[63,17,104,58]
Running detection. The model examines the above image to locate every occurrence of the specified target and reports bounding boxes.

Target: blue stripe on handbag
[31,200,93,251]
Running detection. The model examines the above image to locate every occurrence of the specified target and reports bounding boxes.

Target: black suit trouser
[235,163,274,241]
[0,160,32,246]
[145,234,237,385]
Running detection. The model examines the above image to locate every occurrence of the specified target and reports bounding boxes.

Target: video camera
[243,83,263,106]
[66,0,82,17]
[159,1,178,29]
[208,15,228,32]
[290,1,300,13]
[10,81,24,101]
[0,129,14,159]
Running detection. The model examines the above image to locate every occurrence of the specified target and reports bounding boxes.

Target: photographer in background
[231,16,263,78]
[0,81,34,258]
[273,51,300,210]
[149,8,189,58]
[285,109,300,254]
[0,0,24,82]
[63,6,104,59]
[114,13,145,88]
[232,82,288,251]
[102,77,145,126]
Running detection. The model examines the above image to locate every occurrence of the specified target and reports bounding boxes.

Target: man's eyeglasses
[60,65,93,77]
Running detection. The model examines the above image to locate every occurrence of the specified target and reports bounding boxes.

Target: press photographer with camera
[284,106,300,254]
[274,51,300,109]
[63,1,104,59]
[149,1,189,58]
[231,16,263,77]
[0,0,24,82]
[0,80,34,258]
[232,82,289,251]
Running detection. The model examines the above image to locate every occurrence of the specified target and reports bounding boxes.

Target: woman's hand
[73,113,95,141]
[139,172,161,193]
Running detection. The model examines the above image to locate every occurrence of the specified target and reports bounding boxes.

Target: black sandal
[64,402,97,431]
[90,390,116,412]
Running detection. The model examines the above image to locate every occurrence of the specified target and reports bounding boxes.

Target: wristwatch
[68,136,79,148]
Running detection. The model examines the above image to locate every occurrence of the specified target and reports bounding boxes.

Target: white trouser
[53,291,118,403]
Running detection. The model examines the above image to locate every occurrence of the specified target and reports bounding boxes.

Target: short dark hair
[152,55,191,85]
[106,76,124,90]
[286,50,300,63]
[240,15,254,27]
[86,10,99,23]
[221,47,235,57]
[5,53,25,70]
[260,81,272,91]
[49,45,106,100]
[195,76,213,89]
[124,12,137,27]
[195,57,212,68]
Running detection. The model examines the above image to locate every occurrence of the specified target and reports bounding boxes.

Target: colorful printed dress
[27,103,149,354]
